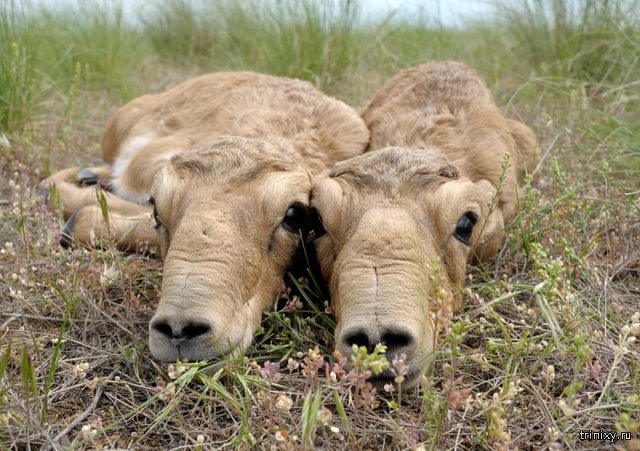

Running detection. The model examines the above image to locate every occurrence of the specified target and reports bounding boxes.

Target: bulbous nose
[151,319,211,345]
[149,316,216,361]
[337,325,415,357]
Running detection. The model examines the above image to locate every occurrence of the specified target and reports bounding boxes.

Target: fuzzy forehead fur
[170,136,301,182]
[330,147,460,194]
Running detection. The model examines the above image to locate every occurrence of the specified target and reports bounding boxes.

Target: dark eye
[149,197,162,230]
[454,212,477,245]
[281,202,308,233]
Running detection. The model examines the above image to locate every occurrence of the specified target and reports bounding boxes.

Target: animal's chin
[369,367,424,392]
[177,344,246,364]
[149,319,254,363]
[149,291,274,363]
[149,338,234,363]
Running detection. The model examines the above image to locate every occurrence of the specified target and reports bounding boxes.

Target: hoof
[37,184,51,199]
[59,212,79,248]
[77,169,99,187]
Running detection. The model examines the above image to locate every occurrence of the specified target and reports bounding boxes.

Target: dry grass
[1,0,639,449]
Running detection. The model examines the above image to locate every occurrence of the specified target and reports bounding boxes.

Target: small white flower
[558,399,575,417]
[316,407,332,426]
[545,426,560,441]
[81,424,96,439]
[100,264,119,287]
[541,364,556,382]
[72,362,90,379]
[275,395,293,412]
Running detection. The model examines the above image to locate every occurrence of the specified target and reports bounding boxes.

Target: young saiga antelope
[310,62,537,389]
[41,72,369,362]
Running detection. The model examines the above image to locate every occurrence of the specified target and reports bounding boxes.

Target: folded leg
[40,166,157,251]
[61,202,157,252]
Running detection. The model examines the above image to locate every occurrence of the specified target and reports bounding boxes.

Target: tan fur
[40,72,369,362]
[311,61,537,388]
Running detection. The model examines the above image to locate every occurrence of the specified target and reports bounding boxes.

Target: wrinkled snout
[337,323,416,357]
[335,306,434,389]
[336,319,427,388]
[329,208,439,389]
[149,309,225,362]
[148,270,267,360]
[148,230,265,362]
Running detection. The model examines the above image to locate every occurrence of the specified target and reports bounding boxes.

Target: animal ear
[472,209,505,263]
[470,179,505,263]
[151,165,181,201]
[507,118,538,176]
[309,174,344,233]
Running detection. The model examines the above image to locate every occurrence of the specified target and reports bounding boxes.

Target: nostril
[182,323,211,339]
[341,327,414,355]
[342,329,373,351]
[382,330,413,353]
[152,320,211,341]
[152,321,174,339]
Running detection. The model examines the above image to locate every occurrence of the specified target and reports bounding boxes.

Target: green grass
[0,1,38,132]
[500,0,640,84]
[143,0,361,92]
[1,0,639,449]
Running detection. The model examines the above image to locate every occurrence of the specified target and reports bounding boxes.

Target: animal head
[148,136,315,362]
[310,148,502,388]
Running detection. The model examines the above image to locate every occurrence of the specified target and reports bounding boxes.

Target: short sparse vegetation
[1,0,639,449]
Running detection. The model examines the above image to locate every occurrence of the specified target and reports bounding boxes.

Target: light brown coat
[41,72,369,362]
[311,62,537,388]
